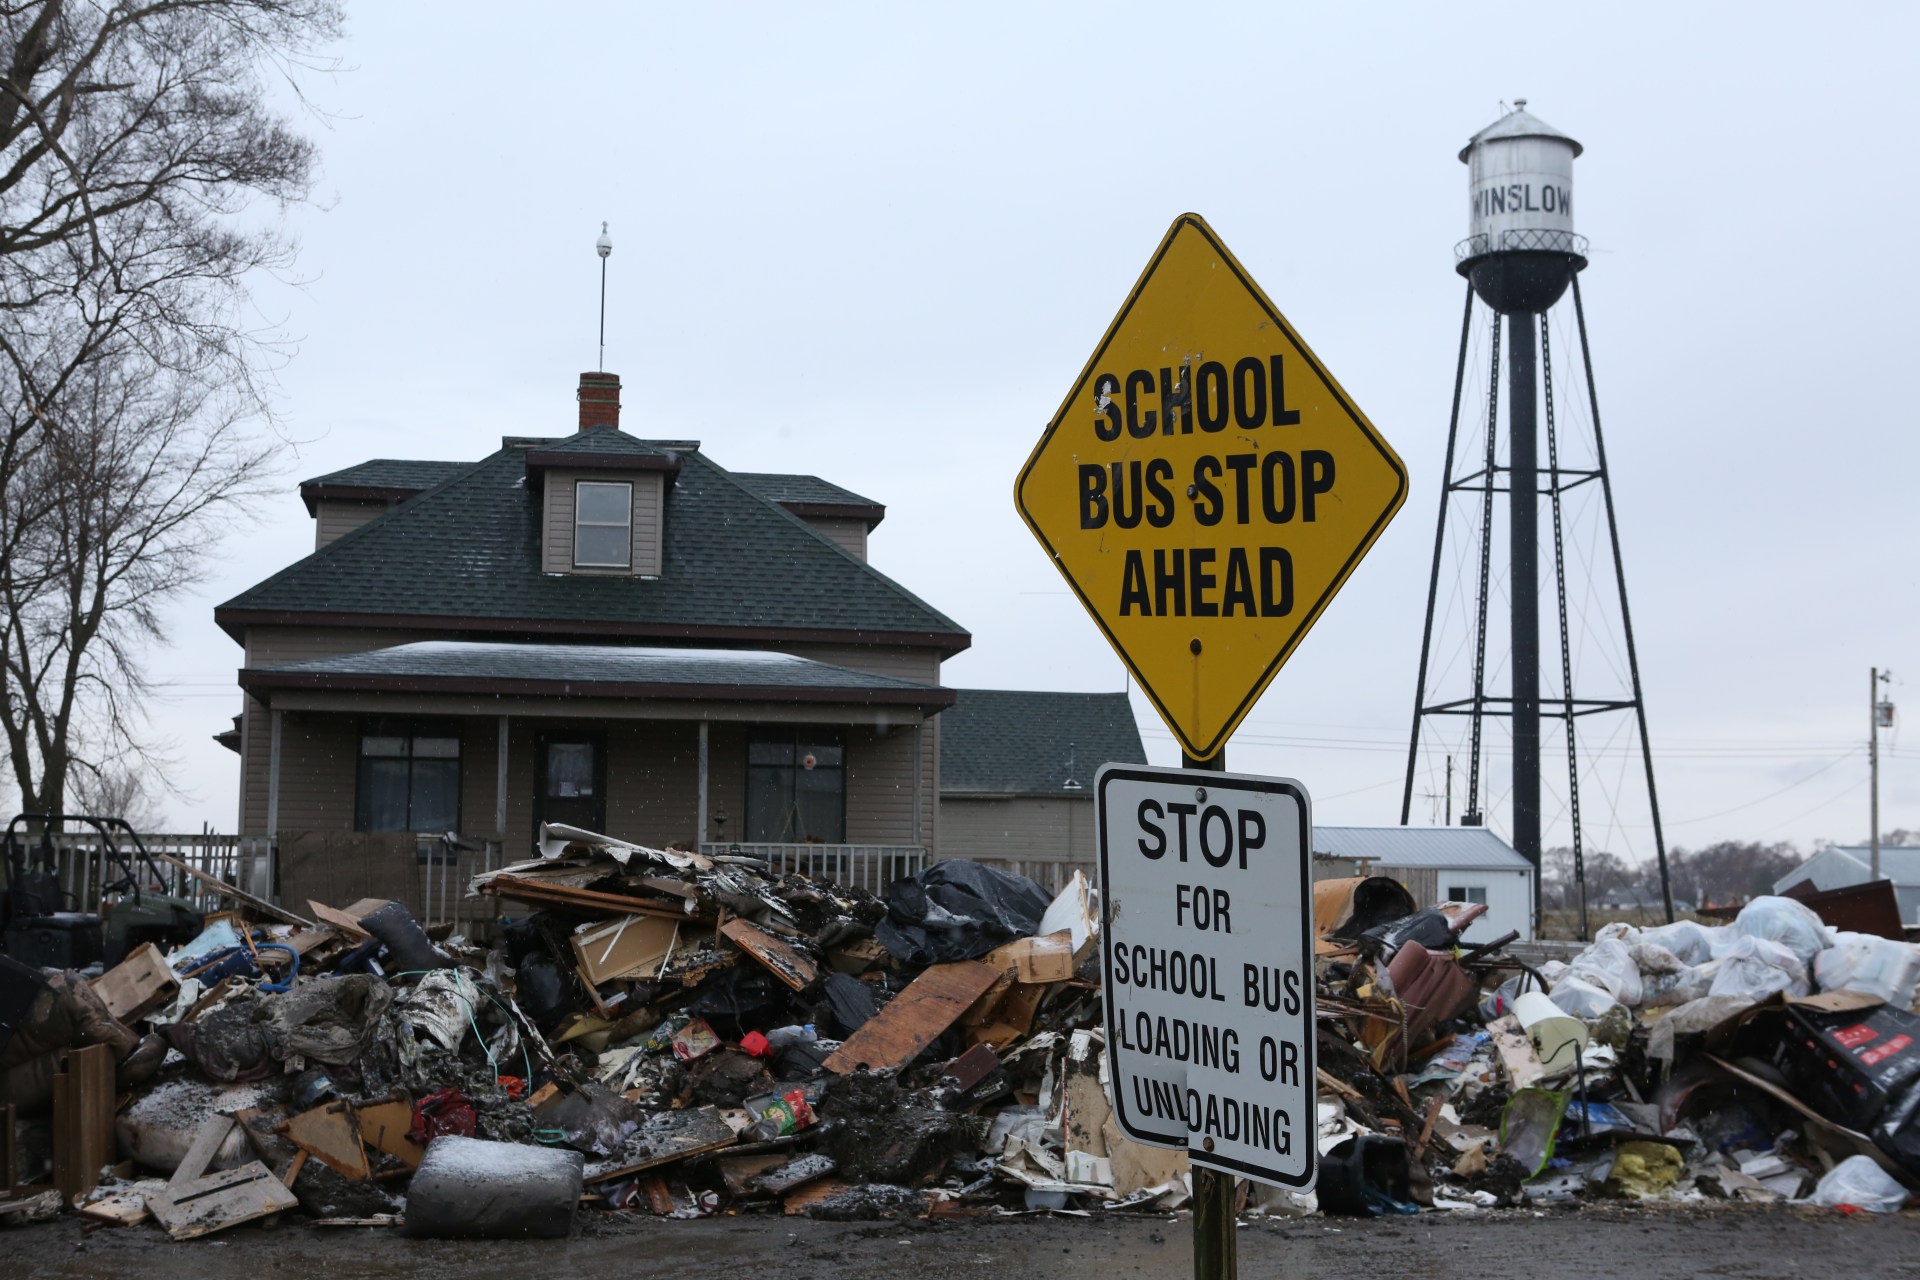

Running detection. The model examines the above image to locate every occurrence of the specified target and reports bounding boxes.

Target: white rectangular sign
[1096,763,1316,1188]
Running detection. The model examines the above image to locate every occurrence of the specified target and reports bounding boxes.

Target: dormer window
[574,481,633,569]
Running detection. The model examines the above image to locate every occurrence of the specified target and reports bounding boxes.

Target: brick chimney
[578,371,621,430]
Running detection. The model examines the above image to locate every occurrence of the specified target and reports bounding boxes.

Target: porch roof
[240,641,954,710]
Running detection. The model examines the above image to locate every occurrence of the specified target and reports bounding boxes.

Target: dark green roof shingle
[939,689,1145,795]
[734,472,881,510]
[301,458,475,491]
[220,440,968,648]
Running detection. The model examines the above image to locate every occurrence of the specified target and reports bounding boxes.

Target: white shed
[1774,846,1920,925]
[1313,826,1536,943]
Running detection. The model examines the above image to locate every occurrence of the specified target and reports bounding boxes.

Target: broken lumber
[572,914,679,985]
[91,942,179,1022]
[284,1100,370,1180]
[720,918,818,991]
[824,960,1002,1074]
[146,1116,298,1241]
[154,852,313,928]
[52,1043,115,1200]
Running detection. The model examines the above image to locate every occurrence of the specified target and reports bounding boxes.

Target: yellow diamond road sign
[1015,213,1407,761]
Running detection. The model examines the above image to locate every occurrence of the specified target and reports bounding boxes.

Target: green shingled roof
[526,427,677,461]
[734,472,882,510]
[939,689,1146,795]
[219,439,969,648]
[301,458,475,491]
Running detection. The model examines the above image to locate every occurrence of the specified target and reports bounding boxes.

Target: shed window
[574,480,633,568]
[746,728,845,843]
[1446,884,1488,905]
[356,724,460,832]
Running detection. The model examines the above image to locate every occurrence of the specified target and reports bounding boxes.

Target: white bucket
[1514,990,1588,1072]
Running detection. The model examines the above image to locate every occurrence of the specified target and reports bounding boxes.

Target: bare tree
[2,343,277,812]
[69,761,163,830]
[0,1,337,812]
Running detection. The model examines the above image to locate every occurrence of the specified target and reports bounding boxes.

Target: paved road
[12,1203,1920,1280]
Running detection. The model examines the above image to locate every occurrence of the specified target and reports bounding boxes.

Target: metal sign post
[1018,213,1404,1279]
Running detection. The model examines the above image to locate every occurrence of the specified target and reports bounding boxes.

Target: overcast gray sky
[128,3,1916,862]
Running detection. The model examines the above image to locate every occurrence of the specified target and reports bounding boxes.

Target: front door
[536,732,606,836]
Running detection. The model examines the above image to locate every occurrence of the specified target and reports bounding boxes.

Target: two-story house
[216,372,972,924]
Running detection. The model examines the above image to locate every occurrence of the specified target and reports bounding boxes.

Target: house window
[1446,884,1489,905]
[574,480,633,568]
[356,724,460,832]
[746,728,845,843]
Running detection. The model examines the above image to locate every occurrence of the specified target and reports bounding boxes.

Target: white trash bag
[1709,934,1811,1002]
[1639,919,1724,967]
[1728,895,1830,968]
[1806,1156,1909,1213]
[1814,932,1920,1008]
[1561,937,1645,1006]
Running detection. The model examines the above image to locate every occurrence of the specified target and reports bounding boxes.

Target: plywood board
[284,1100,369,1180]
[52,1044,115,1200]
[480,874,705,921]
[572,914,679,984]
[355,1098,423,1171]
[823,961,1002,1074]
[91,943,179,1022]
[78,1185,159,1226]
[720,918,818,991]
[307,900,372,940]
[148,1163,299,1240]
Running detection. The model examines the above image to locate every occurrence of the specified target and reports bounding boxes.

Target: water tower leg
[1571,277,1675,923]
[1401,284,1479,826]
[1507,310,1543,931]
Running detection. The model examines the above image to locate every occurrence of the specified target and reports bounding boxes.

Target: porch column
[697,720,710,847]
[913,723,924,850]
[266,709,283,837]
[495,715,510,835]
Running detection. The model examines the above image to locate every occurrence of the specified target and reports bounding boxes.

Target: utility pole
[1445,754,1453,826]
[1872,668,1893,882]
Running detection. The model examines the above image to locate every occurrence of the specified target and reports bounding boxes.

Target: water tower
[1399,102,1673,935]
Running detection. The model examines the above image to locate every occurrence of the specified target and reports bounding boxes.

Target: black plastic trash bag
[821,972,878,1038]
[874,861,1052,966]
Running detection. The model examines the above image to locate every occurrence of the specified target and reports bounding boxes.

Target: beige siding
[237,622,947,850]
[269,711,500,839]
[271,712,359,833]
[604,721,700,845]
[844,723,923,846]
[541,469,664,576]
[940,795,1094,865]
[701,719,930,850]
[240,625,433,835]
[705,722,749,846]
[803,517,867,560]
[314,499,389,549]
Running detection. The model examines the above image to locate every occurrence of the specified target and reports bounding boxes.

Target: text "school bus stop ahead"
[1014,213,1408,761]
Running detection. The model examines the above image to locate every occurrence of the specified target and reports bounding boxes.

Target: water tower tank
[1456,100,1588,314]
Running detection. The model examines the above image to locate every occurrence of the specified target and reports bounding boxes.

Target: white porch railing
[699,843,924,895]
[14,830,275,917]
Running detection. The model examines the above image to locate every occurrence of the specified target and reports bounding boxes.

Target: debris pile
[3,825,1918,1237]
